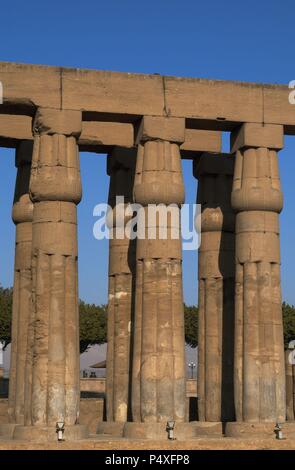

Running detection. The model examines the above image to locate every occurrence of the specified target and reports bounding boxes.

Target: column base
[13,424,88,442]
[0,423,18,439]
[123,421,222,440]
[190,421,224,437]
[96,421,125,437]
[225,421,293,439]
[279,422,295,439]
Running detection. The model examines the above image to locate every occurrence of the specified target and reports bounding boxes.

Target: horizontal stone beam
[0,115,134,151]
[180,129,222,158]
[0,114,32,147]
[0,62,295,133]
[79,121,134,152]
[0,114,222,157]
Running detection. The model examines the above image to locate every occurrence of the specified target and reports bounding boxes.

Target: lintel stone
[33,108,82,137]
[135,116,185,144]
[231,123,284,152]
[180,129,222,155]
[80,121,134,149]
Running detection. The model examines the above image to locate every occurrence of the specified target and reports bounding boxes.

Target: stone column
[124,116,188,440]
[14,108,87,441]
[226,123,288,437]
[0,142,33,438]
[285,345,295,421]
[285,340,295,421]
[98,148,136,436]
[193,153,235,432]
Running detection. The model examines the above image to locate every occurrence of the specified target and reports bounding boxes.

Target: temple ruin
[0,61,295,441]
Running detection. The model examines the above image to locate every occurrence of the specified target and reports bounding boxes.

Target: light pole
[188,362,196,379]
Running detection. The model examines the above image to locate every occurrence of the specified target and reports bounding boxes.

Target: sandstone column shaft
[132,116,186,423]
[106,148,136,422]
[25,108,82,427]
[8,141,34,425]
[194,154,235,422]
[231,123,285,422]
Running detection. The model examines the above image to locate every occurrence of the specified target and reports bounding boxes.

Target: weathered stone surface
[231,124,286,425]
[231,122,284,153]
[21,109,84,438]
[1,63,295,132]
[164,76,264,124]
[0,61,292,444]
[61,67,165,116]
[194,153,235,423]
[0,62,61,109]
[135,116,185,144]
[105,148,136,424]
[124,421,220,440]
[0,115,32,147]
[1,398,103,436]
[33,108,82,137]
[131,130,186,426]
[263,85,295,132]
[78,399,104,434]
[8,141,34,426]
[180,129,222,157]
[79,121,134,151]
[0,115,134,151]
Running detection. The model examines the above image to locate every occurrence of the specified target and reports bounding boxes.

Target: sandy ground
[1,435,295,450]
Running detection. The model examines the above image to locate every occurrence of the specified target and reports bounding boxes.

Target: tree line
[1,285,295,353]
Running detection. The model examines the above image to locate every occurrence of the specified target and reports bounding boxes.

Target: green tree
[0,286,13,349]
[79,300,107,353]
[184,304,198,348]
[0,288,108,354]
[2,288,295,353]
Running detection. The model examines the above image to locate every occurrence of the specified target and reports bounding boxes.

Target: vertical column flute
[98,147,136,436]
[0,142,34,439]
[285,345,295,421]
[14,108,88,441]
[226,123,287,437]
[125,117,187,439]
[194,153,235,432]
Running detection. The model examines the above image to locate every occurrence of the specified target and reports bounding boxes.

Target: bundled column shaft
[194,153,235,423]
[231,123,285,423]
[8,141,34,425]
[25,108,83,428]
[106,147,136,423]
[132,117,186,423]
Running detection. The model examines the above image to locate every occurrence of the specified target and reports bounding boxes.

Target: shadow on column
[219,191,235,424]
[127,237,136,422]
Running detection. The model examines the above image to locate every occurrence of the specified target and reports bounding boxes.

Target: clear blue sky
[0,0,295,306]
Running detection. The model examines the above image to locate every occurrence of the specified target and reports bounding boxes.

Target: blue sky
[0,0,294,306]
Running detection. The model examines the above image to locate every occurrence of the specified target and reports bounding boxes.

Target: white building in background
[79,343,198,379]
[0,342,3,366]
[0,341,4,377]
[1,342,198,379]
